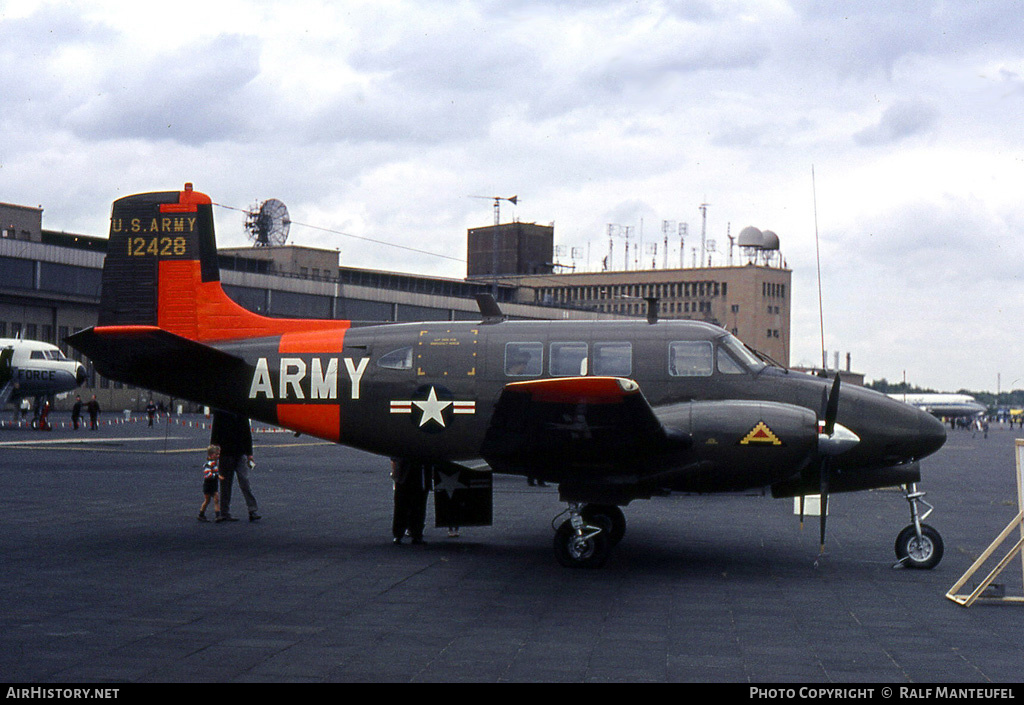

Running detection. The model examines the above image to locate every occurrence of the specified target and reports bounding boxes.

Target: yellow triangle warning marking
[740,421,783,446]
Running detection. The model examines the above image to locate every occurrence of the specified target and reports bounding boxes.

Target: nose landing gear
[894,483,943,569]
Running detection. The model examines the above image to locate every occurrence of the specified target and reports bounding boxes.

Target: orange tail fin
[99,184,348,342]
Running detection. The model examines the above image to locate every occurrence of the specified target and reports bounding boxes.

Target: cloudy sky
[2,0,1022,392]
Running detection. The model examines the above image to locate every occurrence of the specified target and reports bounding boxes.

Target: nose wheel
[893,483,944,569]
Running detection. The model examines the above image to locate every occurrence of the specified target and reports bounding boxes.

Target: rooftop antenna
[661,220,674,269]
[470,195,518,225]
[607,224,633,271]
[245,198,290,247]
[726,222,734,266]
[699,201,710,269]
[678,223,688,268]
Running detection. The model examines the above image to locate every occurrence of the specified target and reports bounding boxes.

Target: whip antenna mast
[813,166,826,373]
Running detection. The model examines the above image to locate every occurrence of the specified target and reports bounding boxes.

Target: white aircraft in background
[888,393,986,418]
[0,337,88,408]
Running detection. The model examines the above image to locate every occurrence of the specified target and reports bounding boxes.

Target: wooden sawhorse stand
[946,439,1024,606]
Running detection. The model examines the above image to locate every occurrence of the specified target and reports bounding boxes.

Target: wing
[481,376,824,504]
[481,376,691,480]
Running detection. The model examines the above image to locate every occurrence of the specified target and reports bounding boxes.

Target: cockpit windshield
[718,335,767,373]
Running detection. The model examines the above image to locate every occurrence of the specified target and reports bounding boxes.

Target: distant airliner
[888,393,986,418]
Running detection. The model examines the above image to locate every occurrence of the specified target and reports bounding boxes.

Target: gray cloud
[853,100,939,146]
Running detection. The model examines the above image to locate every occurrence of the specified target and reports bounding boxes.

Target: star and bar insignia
[390,386,476,428]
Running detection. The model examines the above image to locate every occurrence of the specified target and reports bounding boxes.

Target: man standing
[391,458,432,545]
[86,395,100,430]
[210,410,260,522]
[71,396,82,430]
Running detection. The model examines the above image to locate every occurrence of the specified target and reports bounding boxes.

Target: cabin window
[593,342,632,376]
[719,334,766,372]
[668,341,713,377]
[505,342,543,377]
[377,346,413,370]
[550,342,588,376]
[716,345,745,375]
[30,350,45,360]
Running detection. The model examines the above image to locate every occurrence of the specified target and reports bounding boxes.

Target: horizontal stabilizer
[67,326,250,409]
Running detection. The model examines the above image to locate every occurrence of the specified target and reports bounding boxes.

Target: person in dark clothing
[71,396,82,430]
[391,458,432,545]
[210,410,260,522]
[86,395,100,430]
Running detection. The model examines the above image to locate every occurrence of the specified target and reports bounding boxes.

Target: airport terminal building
[1,200,791,411]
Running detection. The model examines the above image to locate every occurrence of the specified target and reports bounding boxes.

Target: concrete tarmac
[1,414,1022,683]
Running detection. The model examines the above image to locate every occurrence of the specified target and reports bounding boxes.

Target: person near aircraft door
[391,458,432,545]
[210,410,260,522]
[36,401,52,431]
[198,444,223,522]
[87,395,100,430]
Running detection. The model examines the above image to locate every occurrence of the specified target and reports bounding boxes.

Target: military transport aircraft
[68,185,949,569]
[1,337,87,411]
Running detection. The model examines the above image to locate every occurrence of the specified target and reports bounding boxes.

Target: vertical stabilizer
[99,184,348,342]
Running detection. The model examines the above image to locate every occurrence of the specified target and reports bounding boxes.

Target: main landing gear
[553,503,626,569]
[893,482,943,570]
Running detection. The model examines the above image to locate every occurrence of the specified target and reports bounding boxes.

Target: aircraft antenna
[812,166,826,372]
[245,198,290,247]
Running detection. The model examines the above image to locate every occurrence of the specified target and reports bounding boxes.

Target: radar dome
[761,230,780,250]
[738,226,765,248]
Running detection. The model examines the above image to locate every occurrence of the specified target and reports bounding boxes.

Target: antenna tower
[698,201,710,269]
[470,195,518,225]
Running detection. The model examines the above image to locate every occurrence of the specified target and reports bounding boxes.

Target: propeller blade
[819,459,831,551]
[823,373,841,436]
[819,467,827,557]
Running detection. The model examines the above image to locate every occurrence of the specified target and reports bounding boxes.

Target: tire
[581,504,626,547]
[894,523,944,569]
[554,519,611,569]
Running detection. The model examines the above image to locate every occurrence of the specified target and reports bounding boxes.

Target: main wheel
[581,504,626,546]
[894,523,944,569]
[554,519,611,569]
